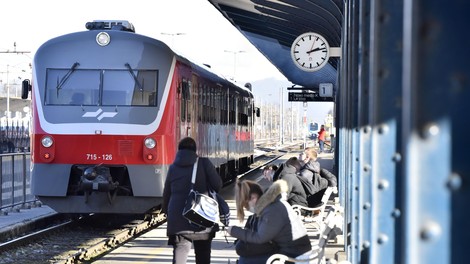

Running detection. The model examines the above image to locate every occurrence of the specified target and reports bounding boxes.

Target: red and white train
[22,20,256,214]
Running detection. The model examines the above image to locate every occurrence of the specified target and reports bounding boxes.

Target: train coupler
[79,166,119,204]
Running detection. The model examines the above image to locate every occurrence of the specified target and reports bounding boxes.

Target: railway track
[0,211,166,264]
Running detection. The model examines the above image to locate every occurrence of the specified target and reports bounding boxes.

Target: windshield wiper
[124,63,144,91]
[56,62,80,96]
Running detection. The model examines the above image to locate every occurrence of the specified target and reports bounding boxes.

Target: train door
[228,91,238,177]
[190,74,199,140]
[179,79,191,139]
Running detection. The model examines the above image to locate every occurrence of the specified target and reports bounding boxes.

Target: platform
[95,151,344,263]
[0,151,344,263]
[0,204,57,242]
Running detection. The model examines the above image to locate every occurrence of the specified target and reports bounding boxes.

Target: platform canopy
[208,0,343,90]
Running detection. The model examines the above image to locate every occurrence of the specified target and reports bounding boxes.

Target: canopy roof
[208,0,343,89]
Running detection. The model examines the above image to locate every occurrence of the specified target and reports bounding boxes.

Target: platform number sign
[319,83,333,97]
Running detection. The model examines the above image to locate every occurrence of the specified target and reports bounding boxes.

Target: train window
[214,89,219,124]
[220,86,227,124]
[130,71,158,106]
[229,94,236,124]
[45,68,158,107]
[207,87,211,123]
[103,70,158,106]
[211,87,216,123]
[181,80,190,122]
[187,80,193,122]
[198,85,203,122]
[45,69,100,105]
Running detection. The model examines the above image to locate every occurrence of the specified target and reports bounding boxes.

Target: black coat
[299,160,327,195]
[320,168,337,187]
[162,149,222,236]
[278,165,308,207]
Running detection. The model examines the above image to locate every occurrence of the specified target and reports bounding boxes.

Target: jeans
[319,140,325,153]
[171,234,212,264]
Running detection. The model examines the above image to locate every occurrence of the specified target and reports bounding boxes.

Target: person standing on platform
[228,179,312,264]
[162,137,222,264]
[317,125,327,153]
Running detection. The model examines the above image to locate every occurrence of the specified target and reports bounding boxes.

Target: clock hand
[306,47,326,54]
[309,37,317,53]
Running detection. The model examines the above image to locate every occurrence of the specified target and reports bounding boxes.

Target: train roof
[85,20,254,97]
[182,57,254,97]
[37,20,254,99]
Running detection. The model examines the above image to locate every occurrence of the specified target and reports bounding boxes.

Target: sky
[0,0,286,84]
[0,0,333,124]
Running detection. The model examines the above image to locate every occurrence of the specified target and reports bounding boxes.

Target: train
[21,20,257,214]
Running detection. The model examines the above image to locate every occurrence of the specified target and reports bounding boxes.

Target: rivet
[378,180,389,190]
[363,202,371,210]
[391,209,401,218]
[377,234,389,244]
[378,124,389,134]
[422,123,440,138]
[363,126,371,133]
[392,153,401,162]
[446,173,462,191]
[420,221,441,242]
[363,164,371,172]
[362,241,371,249]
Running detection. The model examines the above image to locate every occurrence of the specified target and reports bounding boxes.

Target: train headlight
[41,136,54,148]
[144,137,156,149]
[96,32,110,46]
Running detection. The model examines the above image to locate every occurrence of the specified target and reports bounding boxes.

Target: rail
[0,152,36,214]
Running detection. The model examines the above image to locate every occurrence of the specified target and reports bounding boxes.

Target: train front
[28,21,177,214]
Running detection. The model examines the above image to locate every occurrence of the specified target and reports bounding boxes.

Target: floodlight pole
[224,50,245,80]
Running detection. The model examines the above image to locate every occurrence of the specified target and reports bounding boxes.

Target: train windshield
[45,68,158,106]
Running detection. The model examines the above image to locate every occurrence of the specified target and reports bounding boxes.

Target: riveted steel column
[340,0,362,262]
[368,1,404,263]
[402,0,470,263]
[357,0,373,263]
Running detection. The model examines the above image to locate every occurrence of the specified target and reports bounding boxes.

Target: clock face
[291,32,330,72]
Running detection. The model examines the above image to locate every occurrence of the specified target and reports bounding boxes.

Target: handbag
[210,189,230,226]
[182,158,219,228]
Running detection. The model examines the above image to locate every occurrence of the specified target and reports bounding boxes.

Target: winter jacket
[300,161,338,207]
[318,128,326,141]
[230,180,312,258]
[279,164,308,207]
[320,168,337,187]
[162,149,222,236]
[234,215,279,257]
[299,160,323,195]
